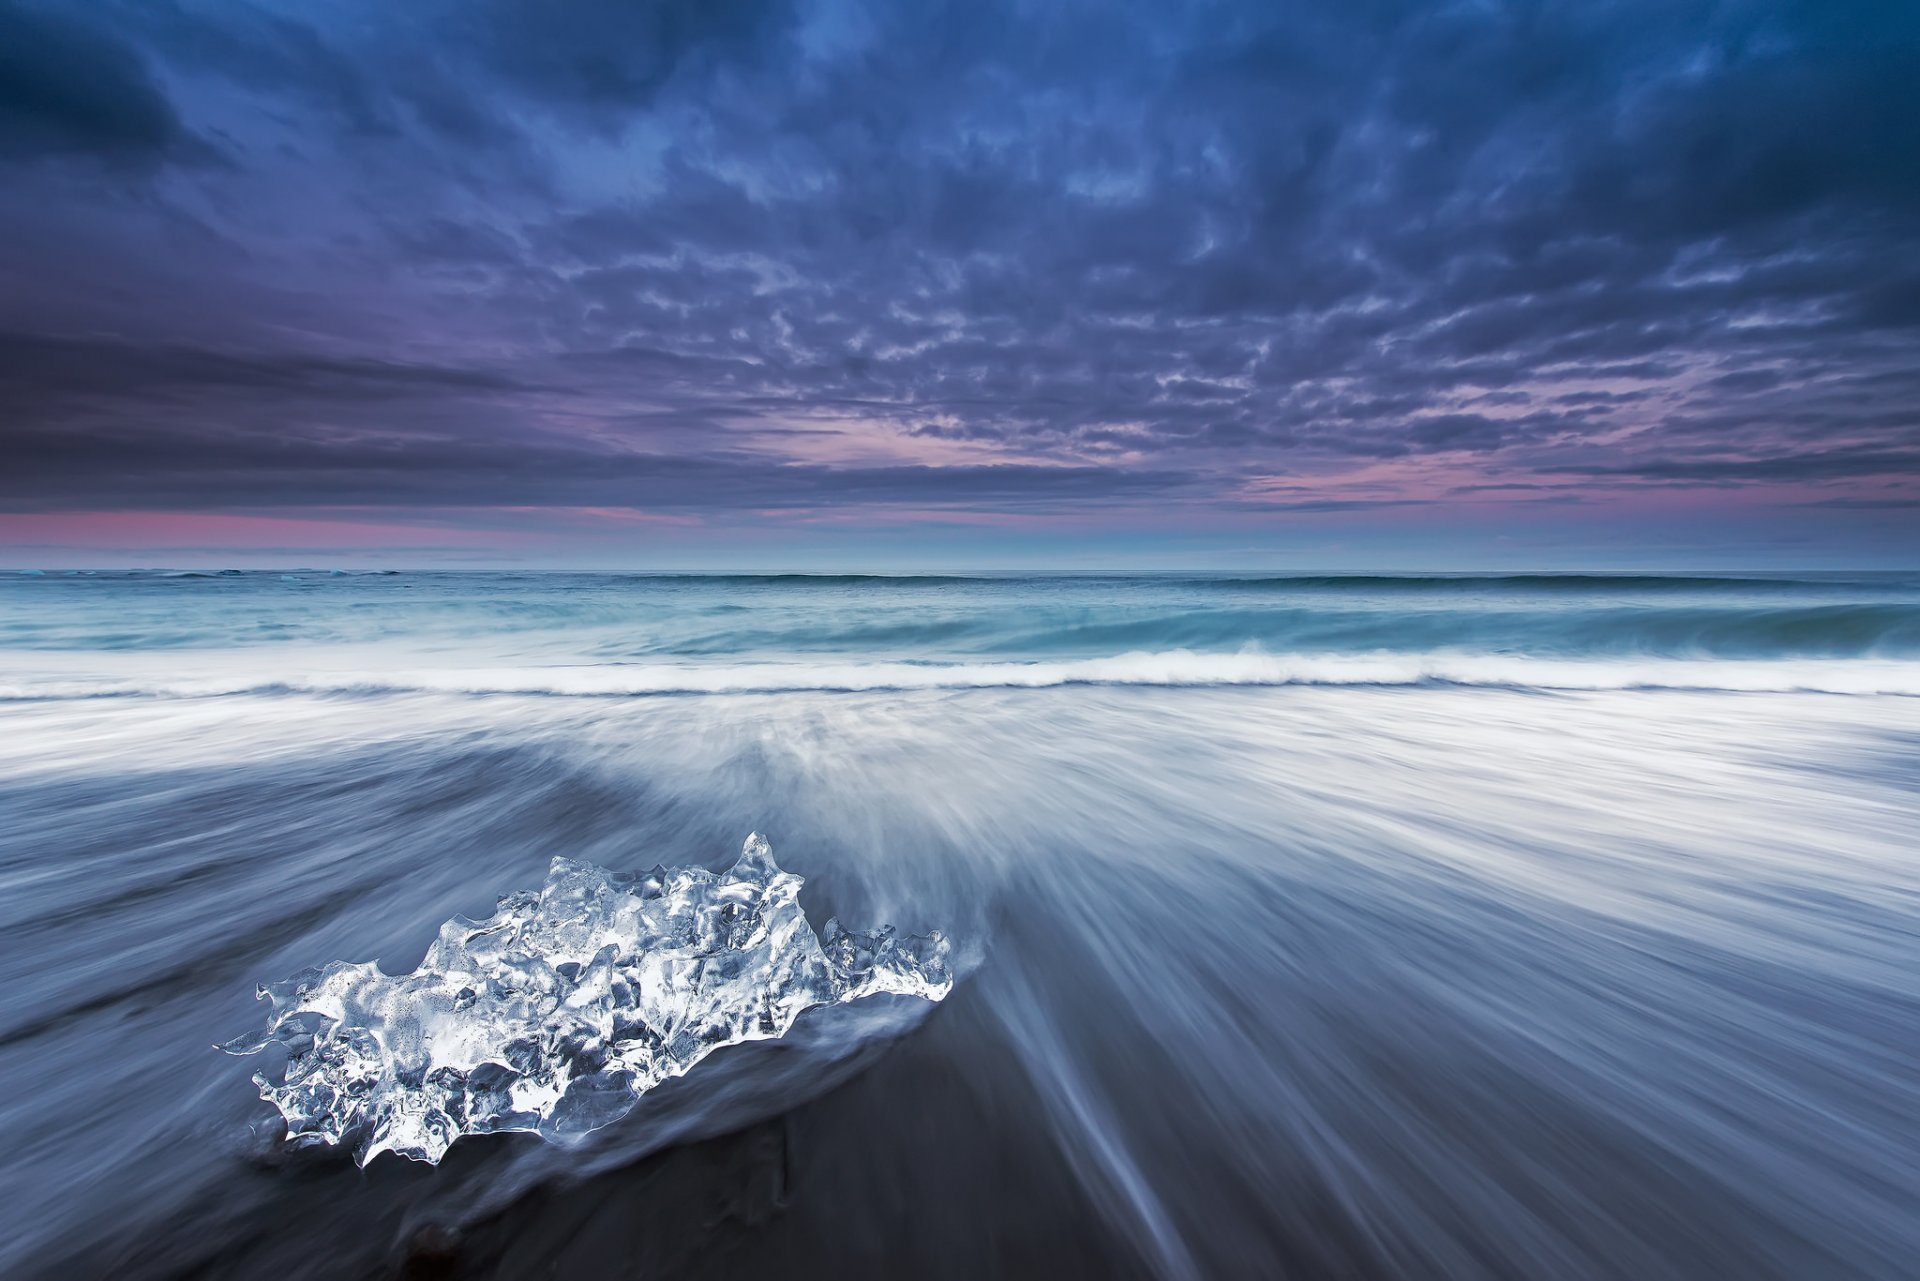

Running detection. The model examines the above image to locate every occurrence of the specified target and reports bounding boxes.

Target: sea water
[1,570,1917,1277]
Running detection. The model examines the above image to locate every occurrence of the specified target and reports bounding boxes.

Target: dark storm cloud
[0,333,535,403]
[2,0,1917,518]
[0,1,204,163]
[2,410,1196,512]
[458,0,796,117]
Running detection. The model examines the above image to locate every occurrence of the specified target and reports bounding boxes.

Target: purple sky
[3,0,1918,568]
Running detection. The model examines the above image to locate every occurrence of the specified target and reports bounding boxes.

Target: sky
[2,0,1917,570]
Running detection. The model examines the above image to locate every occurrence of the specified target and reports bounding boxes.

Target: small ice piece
[219,834,952,1165]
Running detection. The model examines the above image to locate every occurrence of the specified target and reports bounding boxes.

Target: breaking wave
[9,650,1920,699]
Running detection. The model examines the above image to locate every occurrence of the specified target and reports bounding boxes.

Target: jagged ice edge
[218,834,952,1166]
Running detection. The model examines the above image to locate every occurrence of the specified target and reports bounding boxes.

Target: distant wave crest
[11,650,1920,698]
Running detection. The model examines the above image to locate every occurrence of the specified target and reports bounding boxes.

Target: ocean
[2,570,1917,1278]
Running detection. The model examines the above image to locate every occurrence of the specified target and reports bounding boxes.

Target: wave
[1196,573,1877,592]
[658,603,1920,661]
[11,607,1920,661]
[9,650,1920,699]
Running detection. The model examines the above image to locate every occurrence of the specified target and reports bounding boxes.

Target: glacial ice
[219,834,952,1165]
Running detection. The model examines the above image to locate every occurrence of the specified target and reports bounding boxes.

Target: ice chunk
[219,834,952,1165]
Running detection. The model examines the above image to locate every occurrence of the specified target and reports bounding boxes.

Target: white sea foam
[6,678,1920,1274]
[8,649,1920,699]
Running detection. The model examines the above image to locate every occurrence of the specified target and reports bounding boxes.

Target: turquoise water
[6,570,1920,693]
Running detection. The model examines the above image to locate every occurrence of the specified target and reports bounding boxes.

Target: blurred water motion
[1,572,1916,1277]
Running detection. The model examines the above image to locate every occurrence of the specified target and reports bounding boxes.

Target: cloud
[0,2,205,164]
[2,412,1198,512]
[455,0,797,119]
[1566,451,1920,484]
[0,333,536,404]
[0,0,1915,535]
